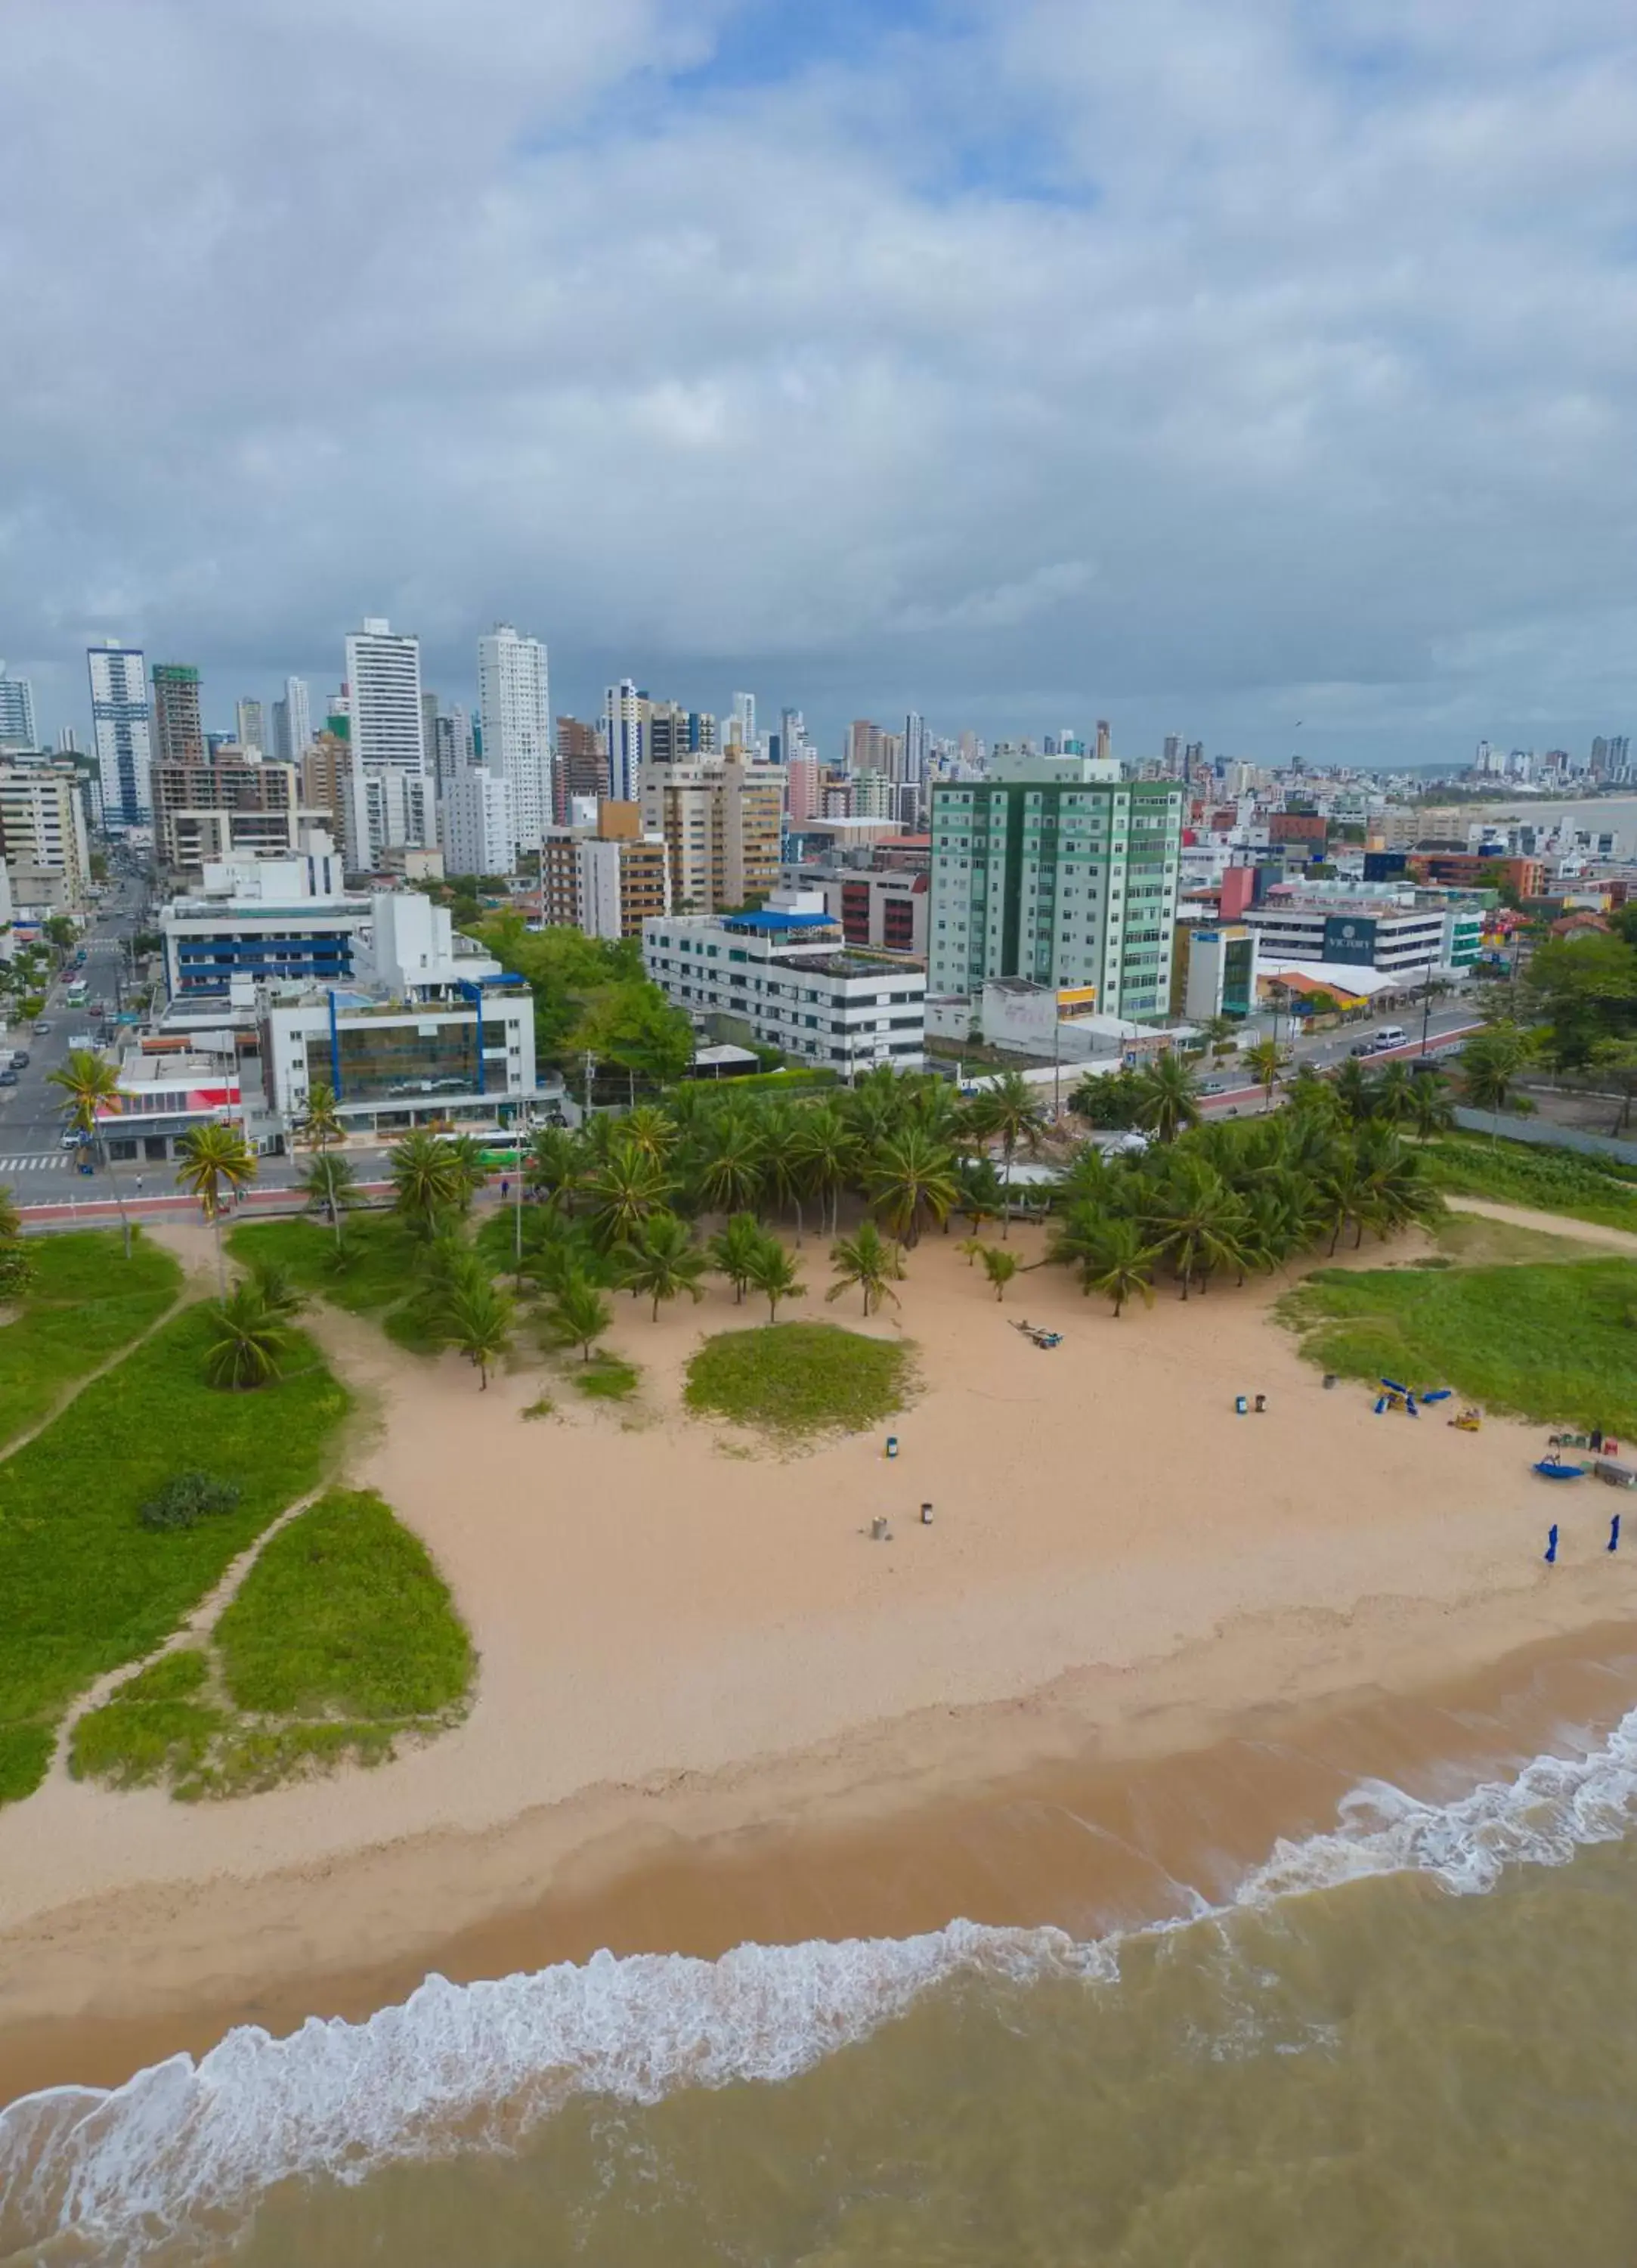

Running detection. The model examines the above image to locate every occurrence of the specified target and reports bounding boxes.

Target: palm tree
[441,1275,515,1388]
[980,1246,1020,1303]
[249,1259,306,1320]
[547,1272,614,1361]
[203,1281,289,1390]
[1245,1037,1286,1106]
[865,1127,959,1248]
[744,1236,806,1323]
[1462,1023,1531,1135]
[955,1155,1007,1239]
[757,1103,810,1241]
[48,1047,133,1258]
[526,1125,586,1211]
[686,1112,765,1219]
[620,1210,708,1321]
[1371,1062,1417,1126]
[391,1131,463,1238]
[299,1081,344,1149]
[966,1070,1047,1238]
[1407,1073,1456,1142]
[1332,1057,1376,1127]
[1085,1214,1160,1318]
[1134,1052,1200,1145]
[583,1142,676,1249]
[299,1151,358,1250]
[788,1104,858,1235]
[620,1104,678,1167]
[707,1211,765,1304]
[827,1219,905,1317]
[1315,1145,1369,1253]
[444,1134,490,1211]
[175,1123,258,1293]
[1145,1160,1241,1298]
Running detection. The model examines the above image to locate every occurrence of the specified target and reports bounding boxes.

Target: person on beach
[1546,1523,1559,1566]
[1610,1514,1622,1555]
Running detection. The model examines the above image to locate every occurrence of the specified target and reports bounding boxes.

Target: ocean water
[9,1709,1637,2266]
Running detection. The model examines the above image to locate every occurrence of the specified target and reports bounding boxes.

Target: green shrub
[137,1473,243,1532]
[70,1696,224,1789]
[573,1352,641,1402]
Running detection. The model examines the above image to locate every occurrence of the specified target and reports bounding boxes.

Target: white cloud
[2,0,1635,764]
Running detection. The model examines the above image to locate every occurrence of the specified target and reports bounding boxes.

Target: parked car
[10,1051,29,1069]
[0,1070,17,1088]
[1348,1040,1378,1057]
[33,1019,51,1035]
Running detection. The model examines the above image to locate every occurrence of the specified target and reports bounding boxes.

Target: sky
[3,0,1635,770]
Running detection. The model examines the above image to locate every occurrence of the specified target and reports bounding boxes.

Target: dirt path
[1442,1194,1637,1257]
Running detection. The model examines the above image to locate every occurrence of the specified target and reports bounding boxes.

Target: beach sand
[3,1213,1632,2101]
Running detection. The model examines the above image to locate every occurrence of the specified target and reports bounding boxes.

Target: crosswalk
[0,1154,70,1173]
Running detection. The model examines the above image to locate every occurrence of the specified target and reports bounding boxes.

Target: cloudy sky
[4,0,1635,767]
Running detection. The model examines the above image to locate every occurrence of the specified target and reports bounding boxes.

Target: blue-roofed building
[643,888,926,1077]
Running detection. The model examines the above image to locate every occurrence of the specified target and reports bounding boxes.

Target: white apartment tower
[730,691,757,754]
[87,640,153,826]
[283,676,312,759]
[477,623,550,850]
[343,618,431,847]
[439,767,515,878]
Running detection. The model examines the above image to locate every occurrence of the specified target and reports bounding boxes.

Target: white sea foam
[6,1706,1637,2265]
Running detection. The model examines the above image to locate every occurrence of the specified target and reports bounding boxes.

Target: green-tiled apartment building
[928,755,1184,1020]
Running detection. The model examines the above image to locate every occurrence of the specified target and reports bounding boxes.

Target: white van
[1372,1025,1407,1051]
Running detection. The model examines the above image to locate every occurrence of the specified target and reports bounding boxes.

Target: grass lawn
[1281,1256,1637,1437]
[70,1491,475,1800]
[685,1321,916,1442]
[227,1211,422,1317]
[0,1303,351,1807]
[1420,1136,1637,1234]
[0,1230,181,1449]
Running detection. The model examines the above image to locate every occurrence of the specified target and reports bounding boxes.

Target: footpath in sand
[2,1213,1632,2047]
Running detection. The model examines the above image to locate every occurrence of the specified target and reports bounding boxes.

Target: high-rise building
[344,618,430,847]
[730,691,757,754]
[150,755,307,872]
[928,752,1183,1020]
[477,624,551,850]
[282,677,312,760]
[151,662,205,767]
[0,665,38,751]
[237,698,266,756]
[639,750,784,914]
[1095,720,1111,766]
[440,767,515,878]
[539,803,672,941]
[555,717,608,820]
[902,712,928,785]
[301,733,354,863]
[88,640,154,826]
[0,764,94,907]
[604,680,648,802]
[430,706,474,795]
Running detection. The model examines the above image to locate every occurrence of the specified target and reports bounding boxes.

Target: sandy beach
[5,1212,1635,2101]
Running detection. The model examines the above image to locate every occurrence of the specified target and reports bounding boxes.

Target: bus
[64,978,89,1008]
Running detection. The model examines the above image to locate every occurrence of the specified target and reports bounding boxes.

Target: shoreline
[4,1584,1635,2107]
[6,1216,1637,2107]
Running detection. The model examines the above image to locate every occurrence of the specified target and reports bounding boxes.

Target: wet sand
[5,1613,1635,2105]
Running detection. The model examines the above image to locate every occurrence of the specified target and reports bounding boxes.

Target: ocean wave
[7,1706,1637,2264]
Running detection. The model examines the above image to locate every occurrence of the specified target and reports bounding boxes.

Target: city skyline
[5,1,1636,768]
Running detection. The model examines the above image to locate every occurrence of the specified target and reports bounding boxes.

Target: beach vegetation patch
[0,1229,180,1449]
[1281,1256,1637,1436]
[0,1304,351,1808]
[215,1488,474,1722]
[685,1321,915,1442]
[573,1350,642,1401]
[1420,1136,1637,1233]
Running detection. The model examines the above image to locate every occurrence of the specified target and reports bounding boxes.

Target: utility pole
[1420,958,1434,1057]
